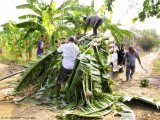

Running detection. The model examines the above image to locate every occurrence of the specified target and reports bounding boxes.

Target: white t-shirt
[57,42,79,69]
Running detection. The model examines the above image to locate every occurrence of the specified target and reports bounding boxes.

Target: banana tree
[14,32,160,120]
[0,21,25,59]
[62,0,97,35]
[16,0,93,48]
[16,0,48,39]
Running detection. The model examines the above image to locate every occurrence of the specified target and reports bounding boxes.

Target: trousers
[93,19,102,35]
[60,66,72,85]
[126,65,135,81]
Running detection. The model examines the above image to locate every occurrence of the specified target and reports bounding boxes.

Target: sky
[0,0,160,34]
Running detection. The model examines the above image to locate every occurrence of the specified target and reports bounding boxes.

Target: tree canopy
[133,0,160,22]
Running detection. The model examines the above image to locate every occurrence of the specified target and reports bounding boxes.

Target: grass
[139,51,149,57]
[0,51,25,63]
[152,53,160,74]
[0,48,37,64]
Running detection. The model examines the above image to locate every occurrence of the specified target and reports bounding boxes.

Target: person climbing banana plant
[83,15,103,36]
[57,37,79,91]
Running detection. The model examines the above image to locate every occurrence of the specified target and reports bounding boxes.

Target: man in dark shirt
[123,46,141,81]
[37,34,50,56]
[83,15,103,36]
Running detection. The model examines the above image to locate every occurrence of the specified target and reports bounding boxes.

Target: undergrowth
[152,53,160,74]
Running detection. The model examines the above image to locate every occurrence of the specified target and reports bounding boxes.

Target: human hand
[120,62,123,66]
[48,43,51,47]
[120,60,124,66]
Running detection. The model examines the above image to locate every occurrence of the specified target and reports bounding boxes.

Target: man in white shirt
[57,37,79,88]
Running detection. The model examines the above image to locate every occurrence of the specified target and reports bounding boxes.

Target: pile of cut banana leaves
[15,34,160,120]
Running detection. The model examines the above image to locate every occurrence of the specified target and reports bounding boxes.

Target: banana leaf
[15,50,60,92]
[15,34,160,120]
[120,95,160,109]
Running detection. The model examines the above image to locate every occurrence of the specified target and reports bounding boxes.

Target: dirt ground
[0,51,160,120]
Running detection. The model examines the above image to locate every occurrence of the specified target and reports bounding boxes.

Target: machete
[140,64,148,74]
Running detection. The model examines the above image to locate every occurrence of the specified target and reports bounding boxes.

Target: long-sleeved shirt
[85,15,102,28]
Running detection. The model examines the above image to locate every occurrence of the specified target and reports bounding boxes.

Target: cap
[68,36,74,42]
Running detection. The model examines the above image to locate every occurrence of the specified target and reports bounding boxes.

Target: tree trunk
[29,50,32,61]
[25,40,29,62]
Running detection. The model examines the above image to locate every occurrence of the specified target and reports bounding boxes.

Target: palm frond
[117,102,135,120]
[15,50,58,91]
[18,14,41,20]
[57,0,74,11]
[120,95,160,109]
[22,28,38,40]
[16,4,42,15]
[15,34,159,120]
[103,23,133,44]
[63,5,84,12]
[17,21,43,29]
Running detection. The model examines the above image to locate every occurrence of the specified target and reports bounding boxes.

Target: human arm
[57,45,64,53]
[136,51,141,65]
[40,42,50,50]
[137,56,141,65]
[84,25,88,35]
[84,19,90,35]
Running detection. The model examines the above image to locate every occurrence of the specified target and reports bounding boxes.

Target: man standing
[57,37,79,88]
[123,46,141,81]
[37,34,50,56]
[83,15,103,36]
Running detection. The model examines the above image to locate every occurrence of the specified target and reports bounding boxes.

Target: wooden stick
[0,70,25,81]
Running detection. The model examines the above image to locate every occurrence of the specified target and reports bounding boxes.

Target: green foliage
[0,21,26,58]
[138,35,156,51]
[101,18,133,45]
[16,1,50,41]
[152,54,160,74]
[124,28,160,51]
[138,29,159,51]
[14,35,119,119]
[104,0,116,12]
[140,79,149,87]
[16,4,42,15]
[0,48,24,63]
[14,33,160,119]
[15,50,59,92]
[0,0,97,62]
[133,0,160,22]
[120,95,160,109]
[1,0,134,63]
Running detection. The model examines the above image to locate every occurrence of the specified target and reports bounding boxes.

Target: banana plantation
[0,0,160,120]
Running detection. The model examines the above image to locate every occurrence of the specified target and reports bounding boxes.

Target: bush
[152,54,160,74]
[138,36,156,51]
[140,79,149,87]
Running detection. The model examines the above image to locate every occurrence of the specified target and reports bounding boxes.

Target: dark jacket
[85,15,102,28]
[84,15,102,35]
